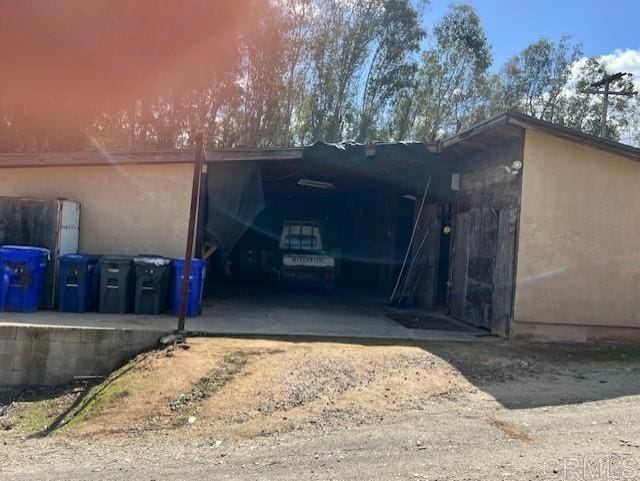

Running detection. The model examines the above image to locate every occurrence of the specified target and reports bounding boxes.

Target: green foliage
[301,0,424,143]
[357,0,425,142]
[496,45,636,141]
[393,3,492,140]
[556,58,635,140]
[1,1,638,150]
[493,36,583,122]
[64,369,130,429]
[14,402,55,433]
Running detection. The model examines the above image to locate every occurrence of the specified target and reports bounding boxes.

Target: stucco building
[1,111,638,342]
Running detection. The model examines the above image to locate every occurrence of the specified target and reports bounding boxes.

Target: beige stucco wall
[513,129,640,338]
[0,164,193,258]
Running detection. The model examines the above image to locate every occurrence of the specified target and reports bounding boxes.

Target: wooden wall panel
[450,212,470,319]
[462,208,498,329]
[492,206,519,336]
[0,197,62,309]
[411,203,440,309]
[448,135,524,333]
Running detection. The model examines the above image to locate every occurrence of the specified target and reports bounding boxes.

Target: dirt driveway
[1,338,640,480]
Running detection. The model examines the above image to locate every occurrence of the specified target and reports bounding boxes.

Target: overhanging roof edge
[438,110,640,162]
[2,111,639,168]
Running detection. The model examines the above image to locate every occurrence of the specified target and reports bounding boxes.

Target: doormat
[387,313,477,332]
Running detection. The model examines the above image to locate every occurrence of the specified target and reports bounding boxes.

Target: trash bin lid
[60,253,100,263]
[173,258,206,267]
[0,245,51,260]
[134,256,170,266]
[99,255,133,265]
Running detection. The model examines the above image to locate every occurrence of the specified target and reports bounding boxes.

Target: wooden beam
[0,143,437,170]
[0,147,305,169]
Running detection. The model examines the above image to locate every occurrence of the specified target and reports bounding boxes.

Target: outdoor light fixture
[297,178,335,189]
[504,160,523,175]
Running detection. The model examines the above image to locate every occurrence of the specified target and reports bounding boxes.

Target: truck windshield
[284,234,318,250]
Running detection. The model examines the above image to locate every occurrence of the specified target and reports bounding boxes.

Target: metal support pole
[177,132,205,332]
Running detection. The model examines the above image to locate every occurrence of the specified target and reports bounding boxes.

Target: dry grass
[13,338,477,440]
[10,337,610,441]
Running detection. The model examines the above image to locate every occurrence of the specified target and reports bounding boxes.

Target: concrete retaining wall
[0,325,168,387]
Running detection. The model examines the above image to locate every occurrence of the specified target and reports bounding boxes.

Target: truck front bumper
[280,267,334,286]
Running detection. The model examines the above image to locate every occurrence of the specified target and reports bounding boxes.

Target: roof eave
[439,110,640,162]
[504,112,640,162]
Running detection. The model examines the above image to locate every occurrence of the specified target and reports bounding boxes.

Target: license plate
[283,255,334,267]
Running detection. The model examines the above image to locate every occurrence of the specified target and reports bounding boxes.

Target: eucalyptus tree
[410,4,492,141]
[356,0,425,142]
[554,57,636,141]
[495,36,582,121]
[300,0,423,143]
[302,0,379,142]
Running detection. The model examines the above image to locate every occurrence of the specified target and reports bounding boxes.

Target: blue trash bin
[172,259,206,317]
[0,246,50,313]
[58,254,100,313]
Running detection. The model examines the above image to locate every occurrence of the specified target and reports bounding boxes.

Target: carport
[200,142,455,313]
[0,142,463,335]
[0,126,513,338]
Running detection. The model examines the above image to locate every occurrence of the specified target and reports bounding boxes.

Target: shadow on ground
[176,333,640,411]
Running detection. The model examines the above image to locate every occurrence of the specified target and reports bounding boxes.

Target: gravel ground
[2,395,640,480]
[1,339,640,480]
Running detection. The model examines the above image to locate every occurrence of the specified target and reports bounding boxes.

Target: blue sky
[424,0,640,68]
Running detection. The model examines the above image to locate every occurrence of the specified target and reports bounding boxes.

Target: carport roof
[0,110,639,168]
[0,146,307,169]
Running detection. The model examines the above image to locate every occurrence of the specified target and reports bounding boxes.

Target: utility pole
[581,72,636,138]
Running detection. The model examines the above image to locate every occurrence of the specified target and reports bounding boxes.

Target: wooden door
[491,207,519,336]
[450,207,518,333]
[463,208,499,329]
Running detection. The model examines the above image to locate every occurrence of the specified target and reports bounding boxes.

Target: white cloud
[567,48,640,89]
[599,49,640,86]
[593,49,640,146]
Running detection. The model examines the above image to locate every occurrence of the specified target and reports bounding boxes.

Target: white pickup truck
[276,221,336,292]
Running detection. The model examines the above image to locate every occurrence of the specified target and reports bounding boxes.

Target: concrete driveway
[0,289,492,342]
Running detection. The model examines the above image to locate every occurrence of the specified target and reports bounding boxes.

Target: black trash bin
[133,256,171,315]
[98,256,133,314]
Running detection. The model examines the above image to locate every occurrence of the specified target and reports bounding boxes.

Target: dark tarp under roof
[302,141,440,193]
[204,161,265,260]
[302,141,435,165]
[205,142,442,258]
